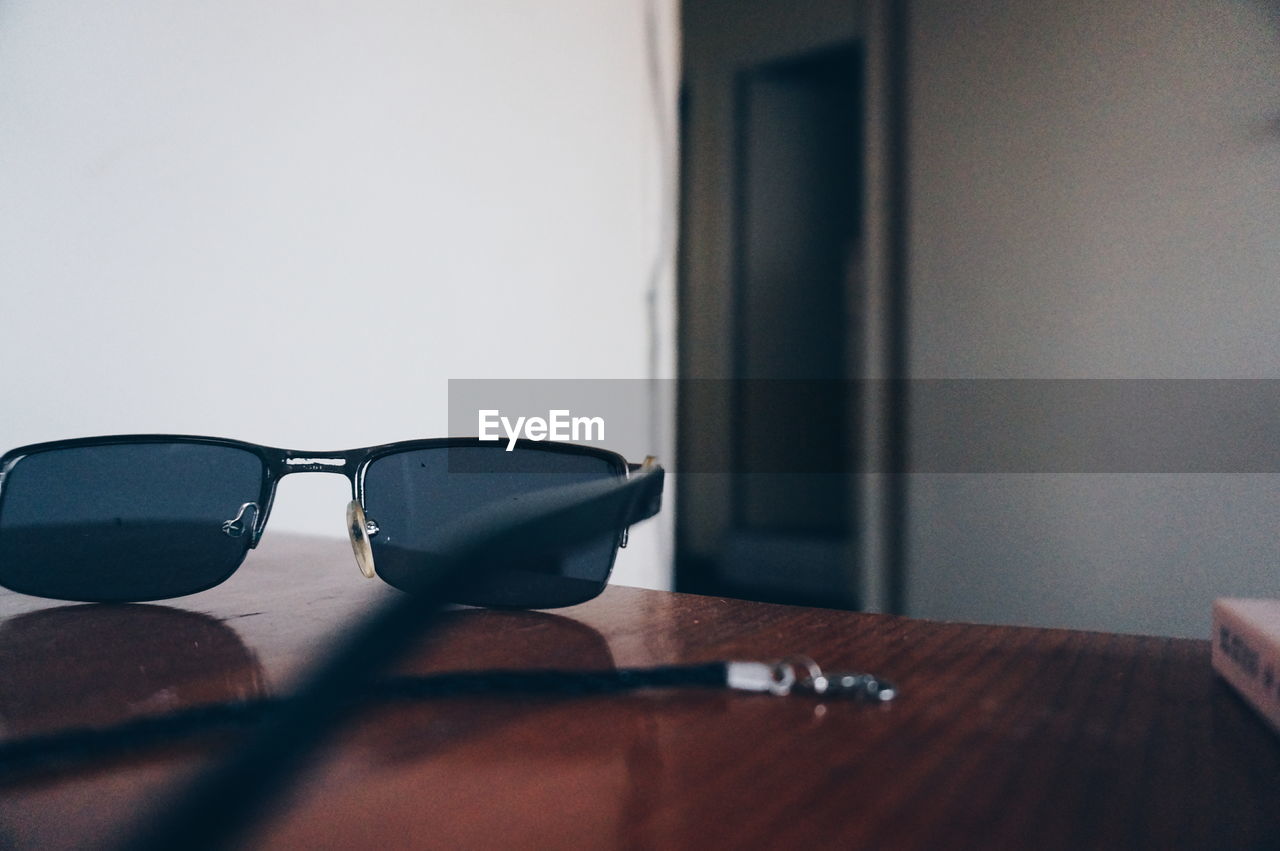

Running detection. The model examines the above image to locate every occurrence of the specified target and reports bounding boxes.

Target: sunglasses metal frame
[0,434,648,600]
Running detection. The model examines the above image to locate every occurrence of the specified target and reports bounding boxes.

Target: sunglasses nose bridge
[279,454,352,476]
[346,501,378,579]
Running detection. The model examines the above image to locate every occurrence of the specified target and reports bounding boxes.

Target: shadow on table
[0,603,267,738]
[279,607,672,849]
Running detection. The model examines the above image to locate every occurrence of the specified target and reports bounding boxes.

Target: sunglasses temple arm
[118,465,665,851]
[429,463,665,571]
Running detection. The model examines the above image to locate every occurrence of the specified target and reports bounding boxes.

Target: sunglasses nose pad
[221,502,259,539]
[346,501,378,579]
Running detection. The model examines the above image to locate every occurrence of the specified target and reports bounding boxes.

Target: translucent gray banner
[448,379,1280,473]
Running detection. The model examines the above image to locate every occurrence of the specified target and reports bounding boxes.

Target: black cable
[0,661,727,782]
[380,663,724,697]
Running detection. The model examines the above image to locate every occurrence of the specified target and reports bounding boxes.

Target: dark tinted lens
[0,442,266,602]
[363,446,623,608]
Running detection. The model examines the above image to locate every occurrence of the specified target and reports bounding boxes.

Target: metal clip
[806,670,897,702]
[726,656,897,701]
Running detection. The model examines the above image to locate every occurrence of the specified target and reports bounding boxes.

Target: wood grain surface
[1,533,1277,849]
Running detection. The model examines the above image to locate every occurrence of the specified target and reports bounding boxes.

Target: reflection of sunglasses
[0,435,663,608]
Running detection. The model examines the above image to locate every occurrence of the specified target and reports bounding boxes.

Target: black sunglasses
[0,435,662,609]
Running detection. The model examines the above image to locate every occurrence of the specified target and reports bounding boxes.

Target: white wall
[907,0,1280,636]
[0,0,678,589]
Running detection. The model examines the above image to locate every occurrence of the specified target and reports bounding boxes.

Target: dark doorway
[676,1,907,611]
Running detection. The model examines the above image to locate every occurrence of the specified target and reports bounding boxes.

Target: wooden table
[1,533,1277,849]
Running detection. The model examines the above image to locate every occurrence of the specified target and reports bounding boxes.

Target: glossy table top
[1,533,1278,849]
